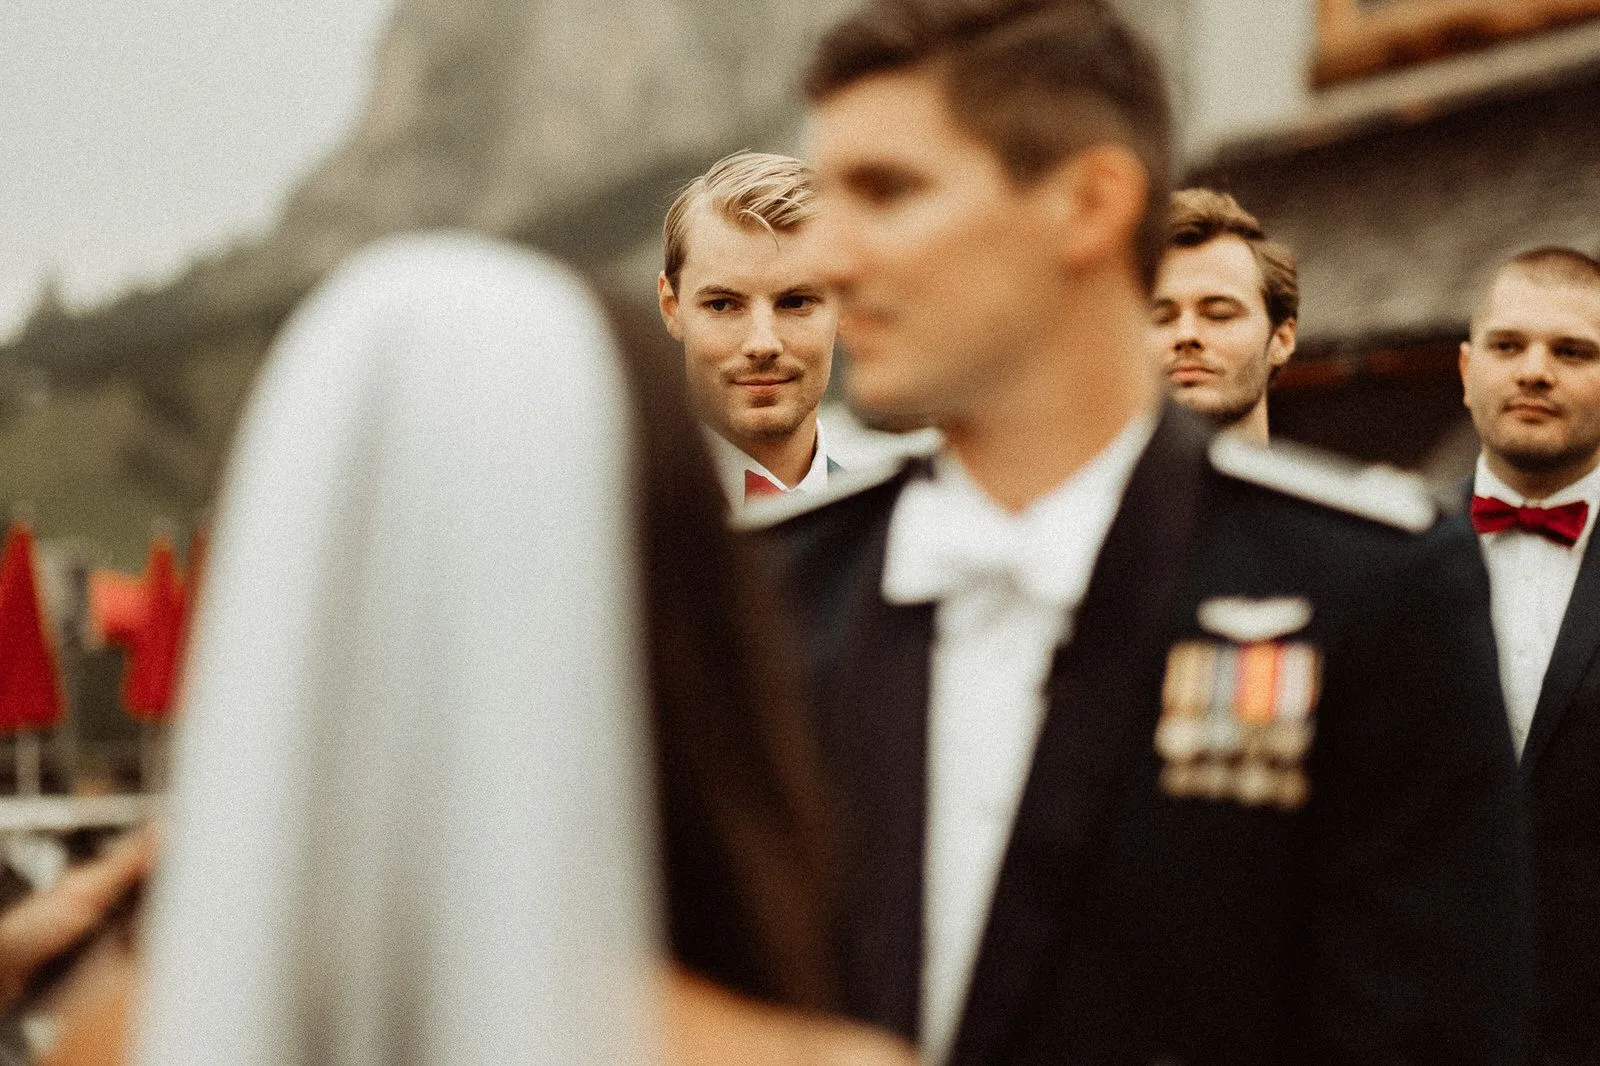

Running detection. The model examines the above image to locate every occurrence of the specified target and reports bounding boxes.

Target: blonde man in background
[659,152,842,510]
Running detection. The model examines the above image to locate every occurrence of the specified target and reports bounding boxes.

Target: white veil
[136,234,659,1065]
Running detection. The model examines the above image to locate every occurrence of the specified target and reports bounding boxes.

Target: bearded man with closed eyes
[1147,188,1297,444]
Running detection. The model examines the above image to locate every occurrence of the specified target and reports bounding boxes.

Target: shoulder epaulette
[733,453,919,532]
[1208,434,1436,532]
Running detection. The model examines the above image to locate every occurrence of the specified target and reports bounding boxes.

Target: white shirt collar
[703,419,831,508]
[883,413,1155,610]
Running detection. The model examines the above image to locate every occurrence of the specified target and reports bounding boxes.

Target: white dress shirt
[1474,456,1600,757]
[881,415,1154,1065]
[703,418,832,511]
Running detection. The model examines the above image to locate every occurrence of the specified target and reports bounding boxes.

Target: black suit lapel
[1522,516,1600,774]
[949,406,1213,1064]
[818,480,934,1039]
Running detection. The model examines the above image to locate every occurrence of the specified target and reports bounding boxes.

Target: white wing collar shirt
[704,419,832,511]
[1474,454,1600,757]
[881,413,1155,1065]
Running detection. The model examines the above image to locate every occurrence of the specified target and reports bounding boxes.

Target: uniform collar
[882,413,1154,608]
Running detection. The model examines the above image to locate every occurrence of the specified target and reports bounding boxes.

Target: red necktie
[1470,495,1589,547]
[744,469,785,501]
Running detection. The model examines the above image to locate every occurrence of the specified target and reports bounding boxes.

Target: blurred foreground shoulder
[1207,434,1440,532]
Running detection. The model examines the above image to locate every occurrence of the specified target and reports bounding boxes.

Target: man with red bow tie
[1460,246,1600,1066]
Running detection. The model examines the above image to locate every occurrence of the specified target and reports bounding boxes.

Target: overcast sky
[0,0,395,343]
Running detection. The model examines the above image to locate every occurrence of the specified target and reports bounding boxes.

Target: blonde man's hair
[662,151,818,290]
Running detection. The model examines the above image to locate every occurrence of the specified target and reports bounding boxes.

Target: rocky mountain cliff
[0,0,1190,564]
[0,0,863,558]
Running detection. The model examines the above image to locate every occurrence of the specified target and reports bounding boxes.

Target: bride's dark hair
[601,292,842,1012]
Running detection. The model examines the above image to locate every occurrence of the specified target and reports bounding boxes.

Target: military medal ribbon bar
[1156,638,1320,810]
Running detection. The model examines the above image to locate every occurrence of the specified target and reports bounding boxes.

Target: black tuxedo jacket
[762,408,1532,1065]
[1453,490,1600,1066]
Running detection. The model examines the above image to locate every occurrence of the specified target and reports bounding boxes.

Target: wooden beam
[1315,0,1600,85]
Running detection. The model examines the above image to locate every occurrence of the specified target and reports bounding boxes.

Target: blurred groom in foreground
[751,0,1532,1062]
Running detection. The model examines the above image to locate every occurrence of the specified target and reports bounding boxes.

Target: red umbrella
[89,537,188,723]
[0,522,64,733]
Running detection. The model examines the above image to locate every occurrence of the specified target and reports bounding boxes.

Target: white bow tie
[882,474,1089,608]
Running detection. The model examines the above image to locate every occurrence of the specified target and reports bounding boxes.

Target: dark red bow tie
[1470,495,1589,547]
[744,469,786,501]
